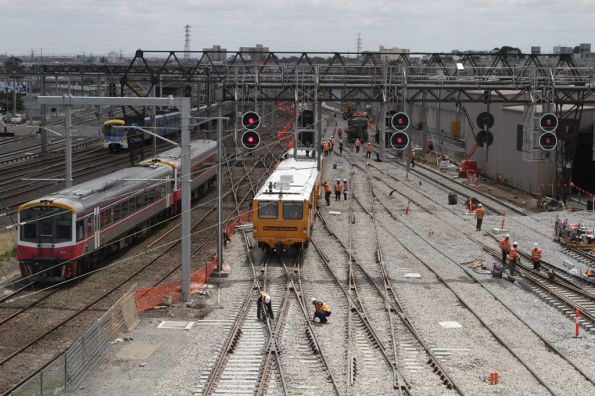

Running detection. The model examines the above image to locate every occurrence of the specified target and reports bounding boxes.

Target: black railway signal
[391,112,410,131]
[475,130,494,147]
[241,111,261,130]
[476,112,494,129]
[241,130,261,149]
[539,113,558,132]
[538,132,557,151]
[389,131,409,150]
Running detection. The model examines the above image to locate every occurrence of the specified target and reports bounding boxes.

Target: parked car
[10,114,25,124]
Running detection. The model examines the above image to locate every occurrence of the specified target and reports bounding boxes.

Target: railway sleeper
[304,328,319,354]
[517,278,595,334]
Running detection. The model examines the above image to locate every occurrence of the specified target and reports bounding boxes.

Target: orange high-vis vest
[499,238,511,252]
[531,248,542,262]
[475,207,485,220]
[315,302,331,313]
[355,139,361,147]
[509,248,520,261]
[323,142,329,152]
[324,183,332,193]
[366,144,373,153]
[335,182,343,192]
[411,150,417,158]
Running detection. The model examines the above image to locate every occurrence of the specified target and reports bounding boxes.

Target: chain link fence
[8,285,139,395]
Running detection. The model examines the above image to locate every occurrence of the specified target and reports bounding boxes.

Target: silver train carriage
[16,140,217,281]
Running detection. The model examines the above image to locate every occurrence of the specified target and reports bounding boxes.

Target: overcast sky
[2,0,594,56]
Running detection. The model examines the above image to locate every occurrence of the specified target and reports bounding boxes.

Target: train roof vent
[71,189,96,198]
[276,182,290,191]
[280,175,294,184]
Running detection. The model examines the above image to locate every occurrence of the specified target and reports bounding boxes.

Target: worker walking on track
[342,179,349,200]
[338,139,344,155]
[410,149,417,168]
[322,181,332,206]
[475,204,485,231]
[329,136,335,153]
[257,291,274,320]
[311,298,331,324]
[355,138,361,153]
[507,242,520,277]
[334,180,342,201]
[531,243,542,271]
[366,143,373,159]
[499,234,511,265]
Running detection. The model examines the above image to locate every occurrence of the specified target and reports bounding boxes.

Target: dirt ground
[0,231,18,282]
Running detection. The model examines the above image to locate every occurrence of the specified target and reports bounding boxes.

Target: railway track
[348,154,595,391]
[356,155,595,335]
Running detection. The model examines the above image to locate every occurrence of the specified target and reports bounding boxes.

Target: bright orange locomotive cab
[253,149,320,250]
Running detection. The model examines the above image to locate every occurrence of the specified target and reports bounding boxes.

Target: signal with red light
[538,132,557,151]
[241,111,261,130]
[539,113,558,132]
[241,130,261,149]
[389,131,409,150]
[391,112,410,131]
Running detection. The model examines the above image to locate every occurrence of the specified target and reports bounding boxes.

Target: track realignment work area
[1,112,594,396]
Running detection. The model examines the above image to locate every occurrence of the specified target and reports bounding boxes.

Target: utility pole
[314,66,321,171]
[65,105,72,188]
[216,84,224,273]
[40,74,47,157]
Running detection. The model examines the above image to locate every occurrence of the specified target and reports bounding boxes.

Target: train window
[129,197,136,212]
[283,202,303,220]
[100,208,112,226]
[55,212,72,242]
[113,204,122,222]
[86,217,93,236]
[258,201,278,219]
[148,189,155,203]
[76,220,85,241]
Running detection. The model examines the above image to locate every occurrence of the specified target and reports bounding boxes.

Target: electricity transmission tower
[184,25,191,63]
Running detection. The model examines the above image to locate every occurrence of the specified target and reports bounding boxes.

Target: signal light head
[539,113,558,132]
[389,131,410,150]
[241,111,261,130]
[391,112,410,131]
[241,130,261,150]
[538,132,557,151]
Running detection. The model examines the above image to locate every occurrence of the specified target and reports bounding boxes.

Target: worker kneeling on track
[311,298,331,324]
[257,291,274,320]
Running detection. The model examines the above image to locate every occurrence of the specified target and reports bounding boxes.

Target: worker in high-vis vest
[322,181,332,206]
[531,243,542,271]
[508,242,520,277]
[355,138,361,153]
[499,234,511,265]
[475,204,485,231]
[311,298,331,324]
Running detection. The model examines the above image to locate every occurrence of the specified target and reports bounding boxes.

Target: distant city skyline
[1,0,594,56]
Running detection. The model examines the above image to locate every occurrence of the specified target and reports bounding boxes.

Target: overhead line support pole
[65,105,72,188]
[180,97,192,301]
[216,84,224,274]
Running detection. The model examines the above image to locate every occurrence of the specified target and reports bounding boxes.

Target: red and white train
[16,140,217,281]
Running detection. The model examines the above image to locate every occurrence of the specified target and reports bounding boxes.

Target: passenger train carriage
[16,140,216,281]
[252,149,321,250]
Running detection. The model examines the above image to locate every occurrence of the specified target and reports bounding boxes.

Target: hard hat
[264,296,271,304]
[513,241,518,246]
[533,243,539,248]
[311,297,317,304]
[478,204,482,207]
[505,234,510,238]
[343,179,347,182]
